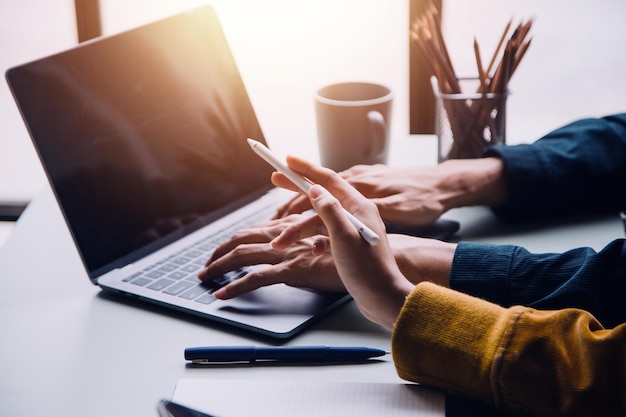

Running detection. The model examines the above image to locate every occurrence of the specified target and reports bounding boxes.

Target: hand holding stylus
[247,138,379,246]
[260,150,414,329]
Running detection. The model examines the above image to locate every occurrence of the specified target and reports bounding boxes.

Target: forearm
[392,282,626,416]
[436,114,626,221]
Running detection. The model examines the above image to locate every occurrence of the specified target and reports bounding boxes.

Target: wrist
[436,157,507,210]
[390,235,456,288]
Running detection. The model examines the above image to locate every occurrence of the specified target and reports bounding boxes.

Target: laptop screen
[6,6,275,277]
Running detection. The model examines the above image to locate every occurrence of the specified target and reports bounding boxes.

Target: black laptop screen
[6,7,275,277]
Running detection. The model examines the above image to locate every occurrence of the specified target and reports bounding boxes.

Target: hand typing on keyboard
[198,214,346,300]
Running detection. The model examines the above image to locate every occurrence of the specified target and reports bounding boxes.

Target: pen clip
[190,359,253,365]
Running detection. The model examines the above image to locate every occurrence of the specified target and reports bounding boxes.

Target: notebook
[170,378,445,417]
[5,5,350,339]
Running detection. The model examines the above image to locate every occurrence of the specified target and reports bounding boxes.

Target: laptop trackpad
[211,285,348,332]
[217,285,343,315]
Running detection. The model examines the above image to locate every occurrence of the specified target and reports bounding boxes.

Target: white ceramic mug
[315,82,393,172]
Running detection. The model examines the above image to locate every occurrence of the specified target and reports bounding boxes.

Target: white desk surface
[1,134,623,417]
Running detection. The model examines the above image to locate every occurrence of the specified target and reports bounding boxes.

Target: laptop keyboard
[121,209,273,305]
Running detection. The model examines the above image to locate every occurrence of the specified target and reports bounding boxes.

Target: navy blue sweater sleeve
[485,114,626,222]
[450,239,626,328]
[449,115,626,326]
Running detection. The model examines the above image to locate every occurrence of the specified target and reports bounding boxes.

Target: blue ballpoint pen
[184,346,389,364]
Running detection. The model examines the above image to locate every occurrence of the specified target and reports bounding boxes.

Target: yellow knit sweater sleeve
[392,282,626,416]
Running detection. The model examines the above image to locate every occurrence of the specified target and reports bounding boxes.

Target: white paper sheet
[172,378,445,417]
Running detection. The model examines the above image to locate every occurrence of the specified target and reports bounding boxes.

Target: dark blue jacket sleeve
[486,114,626,222]
[449,115,626,325]
[450,239,626,328]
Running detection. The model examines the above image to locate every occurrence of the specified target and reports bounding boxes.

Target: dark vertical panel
[0,201,28,221]
[409,0,441,134]
[75,0,102,42]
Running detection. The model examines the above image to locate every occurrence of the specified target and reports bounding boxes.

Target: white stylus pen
[247,138,380,246]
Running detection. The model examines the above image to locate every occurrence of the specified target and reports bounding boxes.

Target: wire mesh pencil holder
[432,77,509,162]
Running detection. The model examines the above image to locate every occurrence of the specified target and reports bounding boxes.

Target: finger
[199,242,281,281]
[273,194,312,219]
[307,184,359,242]
[270,215,327,250]
[207,218,298,264]
[207,230,264,264]
[285,157,385,242]
[271,172,303,194]
[339,164,370,179]
[213,270,278,299]
[284,155,364,205]
[212,266,296,299]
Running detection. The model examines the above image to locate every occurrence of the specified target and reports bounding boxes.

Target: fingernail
[269,236,284,249]
[308,184,324,198]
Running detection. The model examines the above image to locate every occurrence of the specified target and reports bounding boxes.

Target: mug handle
[367,110,387,160]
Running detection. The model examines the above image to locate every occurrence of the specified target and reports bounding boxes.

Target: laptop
[5,5,350,339]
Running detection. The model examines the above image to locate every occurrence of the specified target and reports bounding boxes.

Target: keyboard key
[123,272,143,282]
[181,264,201,273]
[179,284,210,300]
[145,270,165,279]
[229,269,248,280]
[130,277,152,287]
[195,294,217,305]
[163,280,195,295]
[184,250,204,258]
[184,275,202,283]
[193,258,207,266]
[212,274,231,286]
[172,257,191,265]
[147,278,175,291]
[167,271,187,280]
[158,263,178,272]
